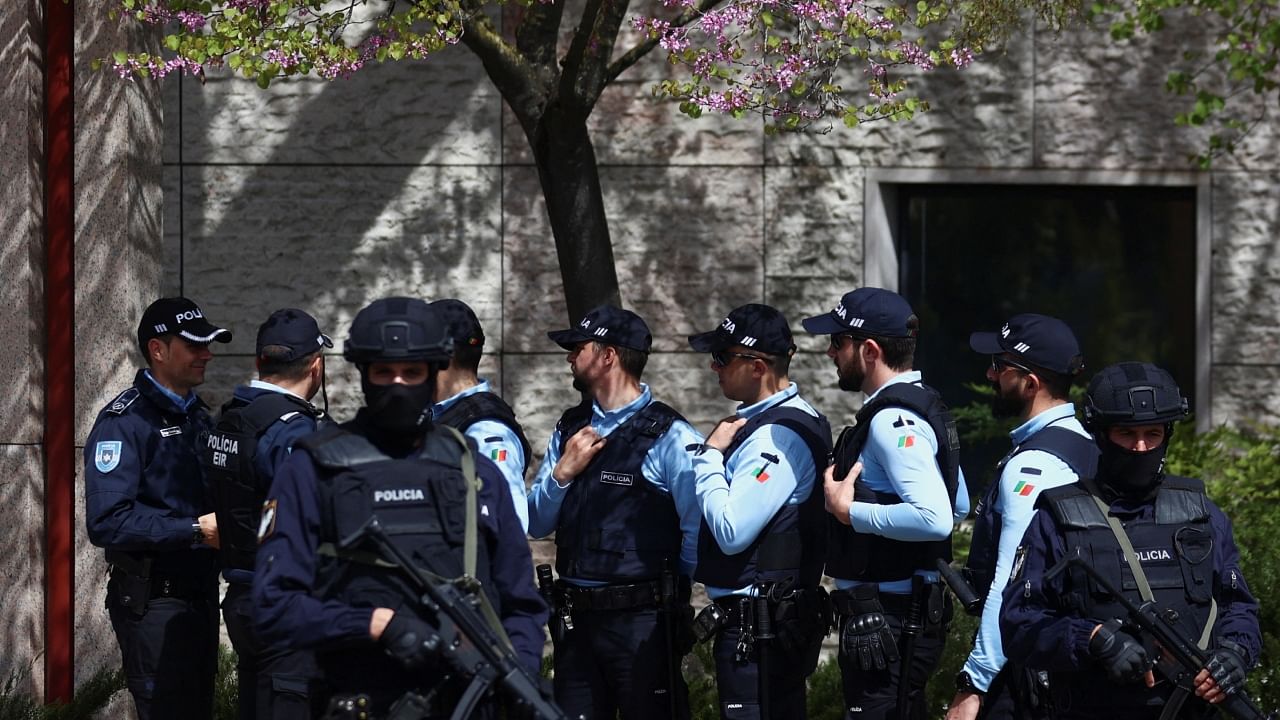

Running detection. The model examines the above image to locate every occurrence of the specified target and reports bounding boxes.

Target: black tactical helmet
[343,297,453,366]
[1083,362,1188,431]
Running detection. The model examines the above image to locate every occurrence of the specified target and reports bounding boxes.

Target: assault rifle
[353,516,567,720]
[1046,551,1274,720]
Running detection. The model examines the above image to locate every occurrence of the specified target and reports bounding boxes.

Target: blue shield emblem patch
[94,441,122,473]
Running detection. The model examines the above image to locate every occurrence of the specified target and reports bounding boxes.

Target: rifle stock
[1046,551,1273,720]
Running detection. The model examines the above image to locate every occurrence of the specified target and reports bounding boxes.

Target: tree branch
[575,0,635,109]
[558,0,609,116]
[515,0,566,71]
[454,0,549,117]
[604,0,725,85]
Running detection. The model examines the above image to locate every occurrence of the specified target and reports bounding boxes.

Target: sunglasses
[829,333,863,351]
[991,355,1036,375]
[711,350,774,368]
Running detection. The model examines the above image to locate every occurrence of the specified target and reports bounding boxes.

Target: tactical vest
[295,425,499,621]
[1040,477,1215,641]
[554,401,686,583]
[202,392,322,571]
[694,405,832,590]
[826,382,961,583]
[966,425,1099,597]
[433,391,532,471]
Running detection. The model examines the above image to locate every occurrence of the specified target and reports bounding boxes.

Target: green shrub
[0,666,124,720]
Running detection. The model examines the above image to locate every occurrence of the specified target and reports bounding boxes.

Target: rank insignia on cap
[94,441,122,473]
[897,435,915,449]
[1013,480,1036,497]
[258,499,278,541]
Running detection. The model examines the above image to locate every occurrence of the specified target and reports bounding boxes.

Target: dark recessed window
[896,183,1197,481]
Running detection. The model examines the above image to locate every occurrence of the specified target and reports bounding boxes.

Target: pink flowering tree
[106,0,1070,315]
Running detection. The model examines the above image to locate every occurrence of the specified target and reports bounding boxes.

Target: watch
[192,521,205,544]
[955,670,984,695]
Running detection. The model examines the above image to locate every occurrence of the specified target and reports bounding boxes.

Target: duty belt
[556,579,668,612]
[830,587,919,617]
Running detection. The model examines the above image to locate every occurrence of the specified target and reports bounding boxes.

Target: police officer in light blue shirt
[430,298,532,532]
[527,304,703,720]
[84,296,232,720]
[687,303,832,720]
[947,314,1096,720]
[808,287,969,720]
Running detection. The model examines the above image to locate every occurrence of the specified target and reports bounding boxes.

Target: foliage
[213,644,239,720]
[0,666,124,720]
[1090,0,1280,167]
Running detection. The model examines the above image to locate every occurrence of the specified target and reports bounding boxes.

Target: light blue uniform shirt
[527,384,704,586]
[962,403,1088,692]
[143,369,197,410]
[434,380,530,533]
[693,384,822,599]
[838,370,970,594]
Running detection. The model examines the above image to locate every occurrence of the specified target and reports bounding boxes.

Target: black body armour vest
[966,425,1099,598]
[202,392,322,571]
[554,401,686,583]
[826,382,961,583]
[433,391,532,472]
[295,424,499,622]
[694,405,832,590]
[1039,477,1215,640]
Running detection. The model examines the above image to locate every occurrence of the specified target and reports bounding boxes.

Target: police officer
[430,298,533,532]
[204,308,331,719]
[947,314,1096,720]
[806,287,970,720]
[1000,362,1262,719]
[527,304,703,720]
[85,296,232,720]
[687,304,833,719]
[251,296,547,716]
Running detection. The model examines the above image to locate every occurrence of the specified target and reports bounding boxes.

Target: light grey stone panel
[162,164,182,297]
[764,32,1034,168]
[75,1,165,445]
[180,164,502,355]
[179,46,499,166]
[1210,364,1280,427]
[790,351,860,428]
[768,280,865,355]
[0,445,40,699]
[1210,172,1280,365]
[502,165,766,353]
[161,74,179,165]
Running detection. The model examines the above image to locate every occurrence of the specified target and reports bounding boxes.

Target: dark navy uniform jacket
[251,423,548,674]
[84,368,217,573]
[1000,492,1261,673]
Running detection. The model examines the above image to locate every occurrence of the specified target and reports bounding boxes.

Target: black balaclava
[1095,425,1172,502]
[359,369,436,454]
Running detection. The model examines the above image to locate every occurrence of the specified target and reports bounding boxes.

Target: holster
[107,552,154,618]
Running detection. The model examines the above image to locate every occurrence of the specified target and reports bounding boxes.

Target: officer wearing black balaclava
[1000,362,1262,720]
[251,297,547,716]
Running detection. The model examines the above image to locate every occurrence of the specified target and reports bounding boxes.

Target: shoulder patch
[483,436,503,443]
[94,441,123,473]
[891,414,917,428]
[105,389,140,416]
[1020,467,1043,476]
[760,452,780,464]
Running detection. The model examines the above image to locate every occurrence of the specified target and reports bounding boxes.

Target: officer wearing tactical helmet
[251,297,547,716]
[85,296,231,720]
[1001,362,1262,720]
[204,308,331,719]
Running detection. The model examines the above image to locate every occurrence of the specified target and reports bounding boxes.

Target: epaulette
[105,388,140,416]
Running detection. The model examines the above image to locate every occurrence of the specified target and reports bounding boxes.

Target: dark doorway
[896,183,1197,487]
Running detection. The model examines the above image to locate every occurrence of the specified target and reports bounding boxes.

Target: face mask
[1096,435,1169,500]
[363,382,435,438]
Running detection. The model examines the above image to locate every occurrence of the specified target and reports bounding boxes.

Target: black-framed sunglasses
[711,350,774,368]
[991,355,1036,376]
[829,333,862,351]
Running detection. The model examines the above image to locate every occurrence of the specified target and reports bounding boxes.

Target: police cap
[689,303,795,355]
[257,308,333,361]
[969,313,1084,376]
[801,288,917,339]
[548,305,652,353]
[138,297,232,354]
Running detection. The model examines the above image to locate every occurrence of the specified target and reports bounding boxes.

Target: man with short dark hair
[527,304,703,720]
[430,298,533,531]
[807,287,970,720]
[205,308,331,719]
[85,296,232,720]
[688,303,833,719]
[947,314,1096,720]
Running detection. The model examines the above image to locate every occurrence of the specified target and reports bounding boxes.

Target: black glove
[380,613,441,670]
[839,590,899,671]
[1205,639,1249,696]
[1088,619,1148,684]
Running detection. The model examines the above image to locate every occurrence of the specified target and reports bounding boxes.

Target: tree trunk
[525,103,621,323]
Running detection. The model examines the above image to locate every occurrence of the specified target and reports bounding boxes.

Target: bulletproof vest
[1039,477,1215,643]
[694,405,832,590]
[554,400,686,582]
[296,424,499,619]
[433,391,532,472]
[826,381,961,583]
[201,392,322,571]
[966,425,1099,597]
